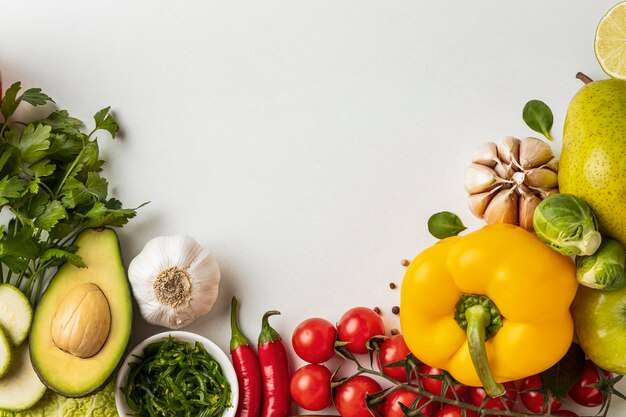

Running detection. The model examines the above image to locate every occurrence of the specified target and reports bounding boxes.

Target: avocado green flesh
[559,79,626,247]
[29,228,133,397]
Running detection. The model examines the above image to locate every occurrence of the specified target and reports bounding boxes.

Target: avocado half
[30,228,133,397]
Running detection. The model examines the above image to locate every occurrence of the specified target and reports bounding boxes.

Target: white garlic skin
[128,235,220,329]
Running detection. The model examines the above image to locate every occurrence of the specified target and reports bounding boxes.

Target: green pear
[559,78,626,247]
[572,283,626,374]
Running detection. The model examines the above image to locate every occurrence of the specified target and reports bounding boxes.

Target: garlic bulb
[128,235,220,329]
[465,136,559,231]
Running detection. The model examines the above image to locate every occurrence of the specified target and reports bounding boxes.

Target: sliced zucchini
[0,285,33,347]
[0,328,10,379]
[0,344,46,411]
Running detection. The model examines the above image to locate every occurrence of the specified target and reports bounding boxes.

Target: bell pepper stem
[465,305,505,398]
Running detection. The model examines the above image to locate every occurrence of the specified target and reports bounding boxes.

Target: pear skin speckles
[560,78,626,246]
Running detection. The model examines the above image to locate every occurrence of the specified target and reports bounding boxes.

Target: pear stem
[576,72,593,85]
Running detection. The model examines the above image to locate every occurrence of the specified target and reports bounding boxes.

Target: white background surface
[1,1,625,415]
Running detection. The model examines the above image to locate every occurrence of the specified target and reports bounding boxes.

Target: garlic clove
[541,157,559,172]
[524,168,559,189]
[497,137,521,165]
[519,137,554,169]
[465,163,499,194]
[472,142,499,168]
[539,188,560,199]
[519,193,542,231]
[468,187,500,218]
[484,189,519,225]
[495,162,516,180]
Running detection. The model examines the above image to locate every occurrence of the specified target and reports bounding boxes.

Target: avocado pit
[51,282,111,358]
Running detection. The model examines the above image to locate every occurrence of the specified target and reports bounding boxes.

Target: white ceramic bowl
[115,331,238,417]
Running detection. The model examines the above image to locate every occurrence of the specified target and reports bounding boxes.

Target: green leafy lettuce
[0,381,117,417]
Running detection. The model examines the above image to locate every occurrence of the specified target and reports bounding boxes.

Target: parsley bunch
[0,82,143,303]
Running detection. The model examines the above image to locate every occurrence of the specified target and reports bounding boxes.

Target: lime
[595,2,626,79]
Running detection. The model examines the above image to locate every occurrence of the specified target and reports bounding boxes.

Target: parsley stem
[52,144,87,199]
[0,265,4,284]
[15,270,27,295]
[34,270,45,306]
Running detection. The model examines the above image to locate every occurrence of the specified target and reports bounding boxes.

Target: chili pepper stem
[230,297,251,351]
[465,304,505,397]
[259,310,282,344]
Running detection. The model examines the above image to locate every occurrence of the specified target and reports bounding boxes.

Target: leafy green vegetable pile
[0,82,144,302]
[0,380,117,417]
[122,338,232,417]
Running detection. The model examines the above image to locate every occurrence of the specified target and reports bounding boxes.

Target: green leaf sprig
[0,82,145,303]
[522,99,554,140]
[427,211,466,239]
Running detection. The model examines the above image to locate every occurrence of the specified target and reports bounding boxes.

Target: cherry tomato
[555,411,578,416]
[383,389,438,417]
[378,335,411,382]
[337,307,385,354]
[419,365,469,400]
[292,317,337,363]
[469,381,517,410]
[334,375,382,417]
[520,374,561,413]
[290,364,332,411]
[569,360,611,407]
[436,404,478,417]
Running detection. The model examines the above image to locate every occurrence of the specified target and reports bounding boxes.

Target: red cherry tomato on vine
[334,375,382,417]
[383,389,438,417]
[436,404,478,417]
[378,335,411,382]
[469,381,517,410]
[555,411,578,417]
[569,360,611,407]
[292,317,337,363]
[289,364,332,411]
[419,365,469,400]
[520,374,561,413]
[337,307,385,354]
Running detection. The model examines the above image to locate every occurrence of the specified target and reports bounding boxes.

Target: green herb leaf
[0,234,41,260]
[34,200,67,231]
[61,178,92,209]
[81,200,142,228]
[540,343,586,400]
[85,172,108,201]
[523,100,554,140]
[0,146,23,177]
[12,123,52,164]
[0,82,22,120]
[40,248,85,268]
[427,211,466,239]
[30,159,56,177]
[93,107,119,138]
[21,87,54,106]
[0,176,28,206]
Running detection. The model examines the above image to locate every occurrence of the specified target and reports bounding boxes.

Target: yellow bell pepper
[400,224,577,397]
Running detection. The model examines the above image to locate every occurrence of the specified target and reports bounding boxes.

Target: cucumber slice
[0,328,11,379]
[0,285,33,347]
[0,344,46,411]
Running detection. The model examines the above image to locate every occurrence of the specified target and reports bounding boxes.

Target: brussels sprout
[532,193,602,256]
[576,238,626,290]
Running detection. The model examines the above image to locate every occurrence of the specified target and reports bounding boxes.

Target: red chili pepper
[258,310,291,417]
[230,297,262,417]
